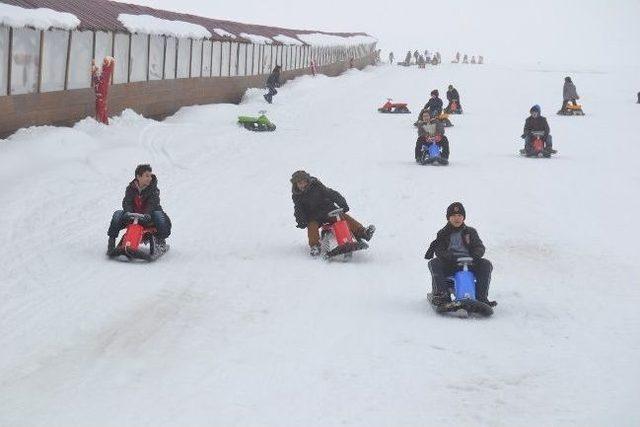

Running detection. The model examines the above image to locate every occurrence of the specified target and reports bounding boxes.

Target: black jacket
[292,178,348,227]
[122,175,163,214]
[523,115,550,138]
[425,223,485,262]
[424,97,443,116]
[446,88,460,102]
[266,70,280,88]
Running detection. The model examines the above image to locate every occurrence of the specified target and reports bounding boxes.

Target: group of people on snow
[451,52,484,64]
[388,50,442,66]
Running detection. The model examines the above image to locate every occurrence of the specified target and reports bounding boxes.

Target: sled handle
[457,257,474,270]
[124,212,148,224]
[328,208,344,220]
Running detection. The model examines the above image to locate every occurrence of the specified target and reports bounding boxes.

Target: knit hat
[431,89,439,96]
[565,76,572,82]
[530,104,541,113]
[448,85,453,90]
[290,170,311,184]
[446,202,466,219]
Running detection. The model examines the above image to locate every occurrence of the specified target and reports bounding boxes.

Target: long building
[0,0,377,136]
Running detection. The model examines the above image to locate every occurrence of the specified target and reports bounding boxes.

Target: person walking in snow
[558,76,580,114]
[424,202,495,307]
[91,57,115,125]
[107,164,172,256]
[424,90,444,117]
[264,65,281,104]
[389,51,394,64]
[290,171,375,257]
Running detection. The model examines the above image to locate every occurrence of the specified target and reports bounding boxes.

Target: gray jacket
[563,82,579,100]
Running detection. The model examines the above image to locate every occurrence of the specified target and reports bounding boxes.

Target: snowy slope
[1,63,639,427]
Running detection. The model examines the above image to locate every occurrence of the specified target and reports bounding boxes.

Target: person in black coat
[290,170,375,256]
[521,105,556,155]
[445,84,462,112]
[107,164,172,255]
[424,202,494,306]
[264,65,281,104]
[424,90,443,117]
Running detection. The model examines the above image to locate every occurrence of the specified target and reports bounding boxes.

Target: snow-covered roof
[118,14,211,39]
[213,28,237,39]
[0,3,79,31]
[297,33,378,47]
[273,34,303,46]
[239,33,272,45]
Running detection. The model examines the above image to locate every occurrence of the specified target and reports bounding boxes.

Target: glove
[296,223,307,229]
[141,214,152,225]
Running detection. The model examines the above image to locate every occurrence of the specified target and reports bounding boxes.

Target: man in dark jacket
[291,170,375,256]
[264,65,281,104]
[521,105,556,155]
[445,85,462,112]
[107,164,171,255]
[558,76,580,113]
[424,202,494,306]
[424,90,443,117]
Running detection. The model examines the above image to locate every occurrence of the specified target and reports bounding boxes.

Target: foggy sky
[123,0,640,68]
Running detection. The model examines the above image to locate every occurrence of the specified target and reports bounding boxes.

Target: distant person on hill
[637,91,639,103]
[264,65,281,104]
[471,56,476,64]
[558,76,580,113]
[389,51,394,64]
[462,54,469,64]
[478,55,484,64]
[107,164,171,256]
[424,90,444,117]
[414,50,420,62]
[521,105,556,156]
[290,171,375,257]
[454,52,460,63]
[424,202,495,307]
[404,51,412,65]
[445,85,462,113]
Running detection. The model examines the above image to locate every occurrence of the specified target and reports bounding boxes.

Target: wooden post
[188,38,193,78]
[146,34,151,81]
[162,35,167,79]
[126,33,132,83]
[36,30,44,93]
[63,30,72,91]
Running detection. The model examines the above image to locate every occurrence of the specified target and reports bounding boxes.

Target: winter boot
[107,237,116,256]
[310,244,321,257]
[478,297,498,307]
[431,292,451,306]
[263,94,272,104]
[156,237,167,253]
[363,225,376,241]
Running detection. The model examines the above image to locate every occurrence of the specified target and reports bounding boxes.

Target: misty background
[124,0,640,69]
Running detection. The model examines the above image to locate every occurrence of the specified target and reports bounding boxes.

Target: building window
[176,38,190,78]
[220,41,230,76]
[41,29,68,93]
[237,43,246,76]
[10,27,41,94]
[229,42,238,76]
[190,39,202,77]
[212,41,222,76]
[164,37,176,79]
[148,35,163,80]
[129,33,148,82]
[202,39,212,77]
[113,33,129,84]
[67,30,92,89]
[94,31,112,62]
[0,27,8,96]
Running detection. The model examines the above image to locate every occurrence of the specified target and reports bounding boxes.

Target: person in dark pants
[521,104,556,155]
[423,90,443,117]
[107,164,171,255]
[558,76,580,113]
[445,84,462,112]
[264,65,281,104]
[424,202,495,306]
[637,91,639,103]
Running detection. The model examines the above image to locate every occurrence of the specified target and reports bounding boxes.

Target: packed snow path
[1,63,639,426]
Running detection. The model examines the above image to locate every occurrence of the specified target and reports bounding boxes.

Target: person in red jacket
[107,164,171,255]
[91,57,115,125]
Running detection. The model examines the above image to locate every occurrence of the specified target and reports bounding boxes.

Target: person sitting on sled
[521,105,556,155]
[445,84,462,112]
[424,203,495,306]
[107,164,172,255]
[291,170,375,257]
[423,89,443,117]
[414,118,450,162]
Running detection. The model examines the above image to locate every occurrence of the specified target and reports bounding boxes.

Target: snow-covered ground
[1,62,639,426]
